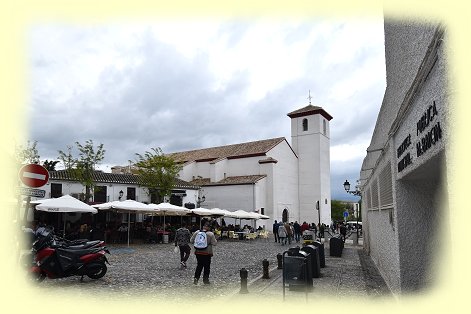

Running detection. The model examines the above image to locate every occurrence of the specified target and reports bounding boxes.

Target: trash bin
[300,245,321,278]
[162,234,169,244]
[282,250,311,301]
[286,247,313,289]
[302,230,315,245]
[312,240,325,268]
[329,234,344,257]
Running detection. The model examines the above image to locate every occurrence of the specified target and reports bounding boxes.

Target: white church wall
[227,156,264,177]
[179,161,196,182]
[203,184,254,212]
[258,162,274,223]
[195,161,211,180]
[210,158,228,182]
[267,141,299,222]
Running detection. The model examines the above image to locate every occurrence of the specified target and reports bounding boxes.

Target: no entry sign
[18,164,49,188]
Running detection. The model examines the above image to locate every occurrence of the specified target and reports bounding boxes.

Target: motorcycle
[28,228,110,282]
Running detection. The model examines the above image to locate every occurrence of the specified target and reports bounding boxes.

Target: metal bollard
[262,259,270,279]
[239,268,249,294]
[277,253,283,269]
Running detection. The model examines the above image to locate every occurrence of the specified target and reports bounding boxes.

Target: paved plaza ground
[31,235,391,303]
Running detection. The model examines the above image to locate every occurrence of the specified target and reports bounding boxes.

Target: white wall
[291,114,332,225]
[267,141,299,223]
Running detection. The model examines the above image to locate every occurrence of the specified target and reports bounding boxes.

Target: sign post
[343,210,349,223]
[18,164,50,223]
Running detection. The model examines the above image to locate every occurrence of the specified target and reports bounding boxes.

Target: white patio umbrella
[147,202,190,232]
[191,207,225,217]
[35,195,98,237]
[93,200,157,246]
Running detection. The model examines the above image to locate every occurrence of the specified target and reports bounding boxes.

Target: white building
[31,104,332,230]
[359,21,448,294]
[170,104,333,228]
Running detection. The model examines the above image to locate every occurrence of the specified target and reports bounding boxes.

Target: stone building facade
[360,21,449,294]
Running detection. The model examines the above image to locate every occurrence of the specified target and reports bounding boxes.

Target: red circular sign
[18,164,50,188]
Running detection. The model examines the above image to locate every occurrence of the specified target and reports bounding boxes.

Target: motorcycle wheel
[86,263,107,279]
[29,270,46,283]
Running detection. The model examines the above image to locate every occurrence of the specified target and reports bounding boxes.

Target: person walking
[285,222,293,245]
[174,222,192,269]
[293,221,301,243]
[339,223,347,242]
[278,223,287,245]
[319,223,325,241]
[190,223,217,285]
[272,220,280,243]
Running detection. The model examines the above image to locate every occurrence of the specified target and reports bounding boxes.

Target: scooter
[50,235,106,250]
[29,228,110,282]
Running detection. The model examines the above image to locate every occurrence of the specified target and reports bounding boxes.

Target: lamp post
[196,189,206,208]
[316,200,320,240]
[343,180,361,245]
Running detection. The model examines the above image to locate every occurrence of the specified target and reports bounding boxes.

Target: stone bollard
[277,253,283,269]
[239,268,249,294]
[262,259,270,279]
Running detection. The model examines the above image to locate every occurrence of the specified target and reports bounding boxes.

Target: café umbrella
[93,200,157,246]
[35,194,98,238]
[147,202,190,233]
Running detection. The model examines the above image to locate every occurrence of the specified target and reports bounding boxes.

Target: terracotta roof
[169,137,286,163]
[287,105,333,121]
[49,170,199,189]
[190,175,267,186]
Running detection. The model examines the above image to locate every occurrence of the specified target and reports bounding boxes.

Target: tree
[42,160,60,171]
[57,145,75,170]
[15,140,40,166]
[58,140,105,202]
[134,147,182,203]
[331,200,346,222]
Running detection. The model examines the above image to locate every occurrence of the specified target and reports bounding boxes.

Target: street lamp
[197,189,206,208]
[119,190,124,201]
[343,180,361,245]
[315,200,321,240]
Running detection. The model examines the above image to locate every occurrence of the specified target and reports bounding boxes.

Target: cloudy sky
[26,17,386,201]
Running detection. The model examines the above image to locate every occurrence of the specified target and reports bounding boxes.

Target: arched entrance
[282,208,289,223]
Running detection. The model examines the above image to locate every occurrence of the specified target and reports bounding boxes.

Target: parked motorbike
[28,228,110,282]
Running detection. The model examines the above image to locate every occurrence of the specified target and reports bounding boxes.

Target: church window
[323,119,327,135]
[302,118,308,131]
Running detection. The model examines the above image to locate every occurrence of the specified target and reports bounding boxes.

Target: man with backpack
[190,222,217,285]
[174,222,191,269]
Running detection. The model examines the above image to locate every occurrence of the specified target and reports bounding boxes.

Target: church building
[170,104,333,228]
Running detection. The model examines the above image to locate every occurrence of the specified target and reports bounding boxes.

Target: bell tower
[287,102,333,225]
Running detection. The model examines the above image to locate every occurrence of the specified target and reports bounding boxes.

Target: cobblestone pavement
[230,239,392,303]
[33,237,391,303]
[36,238,290,301]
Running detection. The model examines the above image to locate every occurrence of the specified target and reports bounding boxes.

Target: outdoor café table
[156,230,170,243]
[235,231,248,240]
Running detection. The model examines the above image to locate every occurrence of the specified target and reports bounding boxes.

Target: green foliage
[57,145,75,170]
[331,200,347,222]
[15,140,40,166]
[58,140,105,202]
[134,147,182,203]
[42,160,59,171]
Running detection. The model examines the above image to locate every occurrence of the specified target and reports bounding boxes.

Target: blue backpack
[194,231,208,249]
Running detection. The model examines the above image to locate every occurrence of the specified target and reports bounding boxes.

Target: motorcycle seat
[56,246,105,256]
[66,240,102,250]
